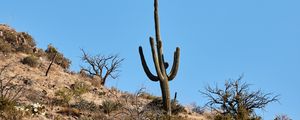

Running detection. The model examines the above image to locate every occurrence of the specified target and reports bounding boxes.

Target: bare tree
[201,76,279,120]
[80,49,124,86]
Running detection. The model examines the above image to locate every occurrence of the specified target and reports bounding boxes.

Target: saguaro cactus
[138,0,180,116]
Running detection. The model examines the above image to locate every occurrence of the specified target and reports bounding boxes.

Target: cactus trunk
[160,78,171,115]
[138,0,180,116]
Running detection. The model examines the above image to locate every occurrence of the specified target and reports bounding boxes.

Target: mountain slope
[0,24,210,120]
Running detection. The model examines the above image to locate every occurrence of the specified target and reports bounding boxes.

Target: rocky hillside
[0,24,211,120]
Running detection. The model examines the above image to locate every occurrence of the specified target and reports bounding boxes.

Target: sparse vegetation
[101,100,122,115]
[21,55,39,67]
[71,99,97,112]
[56,107,81,117]
[54,81,91,107]
[54,87,73,106]
[0,38,13,54]
[0,14,285,120]
[0,64,25,119]
[45,44,71,69]
[190,103,205,114]
[0,25,36,55]
[18,32,36,47]
[71,81,90,96]
[202,76,279,120]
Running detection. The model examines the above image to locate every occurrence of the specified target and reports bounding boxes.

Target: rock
[23,79,33,86]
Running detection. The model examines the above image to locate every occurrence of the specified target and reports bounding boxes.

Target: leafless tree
[201,76,279,120]
[80,49,124,86]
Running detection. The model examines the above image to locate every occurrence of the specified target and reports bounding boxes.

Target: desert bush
[171,99,186,115]
[57,107,81,117]
[190,103,204,114]
[139,92,157,100]
[214,114,234,120]
[45,44,71,69]
[101,100,122,115]
[0,108,25,120]
[18,32,36,47]
[0,38,13,54]
[21,55,39,67]
[55,81,90,106]
[2,30,17,45]
[146,97,186,115]
[55,87,73,105]
[34,48,46,57]
[0,64,25,119]
[202,76,278,120]
[71,99,97,112]
[16,45,33,54]
[71,81,90,96]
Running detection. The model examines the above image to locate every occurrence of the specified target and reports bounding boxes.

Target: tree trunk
[45,53,57,76]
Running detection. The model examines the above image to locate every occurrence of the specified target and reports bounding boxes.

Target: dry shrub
[16,45,33,54]
[71,99,98,112]
[2,30,17,45]
[146,98,186,115]
[45,44,71,69]
[71,81,91,96]
[18,32,36,47]
[0,108,25,120]
[0,38,13,54]
[54,88,73,106]
[21,55,39,67]
[139,92,157,100]
[0,64,25,119]
[57,108,81,117]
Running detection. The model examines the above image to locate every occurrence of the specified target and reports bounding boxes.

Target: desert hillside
[0,24,210,120]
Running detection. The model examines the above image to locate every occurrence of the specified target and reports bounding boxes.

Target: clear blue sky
[1,0,299,119]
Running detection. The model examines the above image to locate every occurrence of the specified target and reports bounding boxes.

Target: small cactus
[138,0,180,116]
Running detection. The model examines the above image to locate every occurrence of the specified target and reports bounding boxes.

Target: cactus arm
[168,47,180,81]
[149,37,164,80]
[138,46,159,81]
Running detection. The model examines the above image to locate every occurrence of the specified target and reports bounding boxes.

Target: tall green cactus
[138,0,180,116]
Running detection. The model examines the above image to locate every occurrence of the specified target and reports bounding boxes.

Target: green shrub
[146,98,186,115]
[45,44,71,69]
[21,55,39,67]
[171,99,186,115]
[55,88,73,105]
[71,81,90,96]
[71,99,97,112]
[0,65,25,119]
[101,100,122,115]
